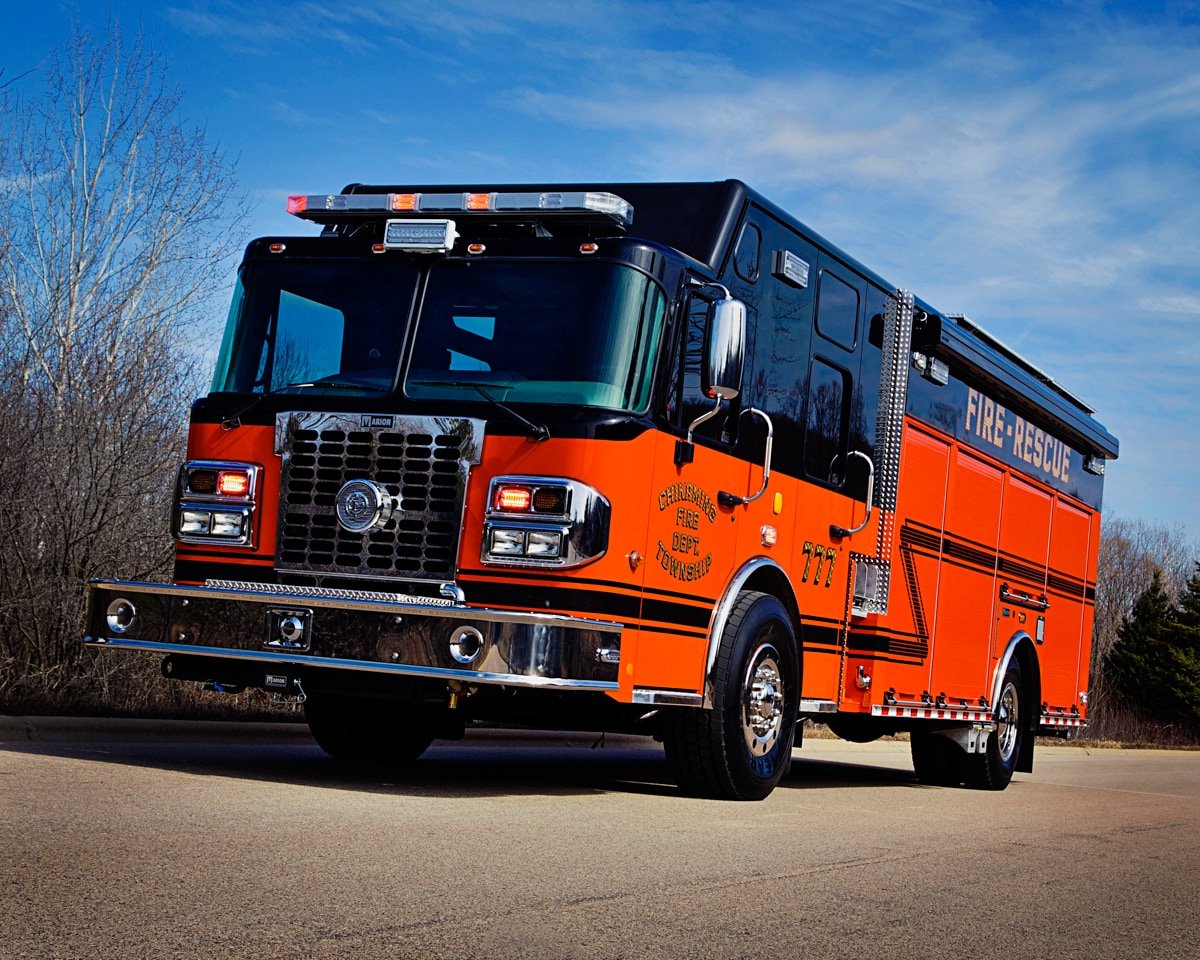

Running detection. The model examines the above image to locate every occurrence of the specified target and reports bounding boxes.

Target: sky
[3,0,1199,543]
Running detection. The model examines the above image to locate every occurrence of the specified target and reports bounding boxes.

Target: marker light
[494,485,533,512]
[286,195,308,215]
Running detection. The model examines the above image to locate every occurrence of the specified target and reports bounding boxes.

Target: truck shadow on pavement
[2,731,925,800]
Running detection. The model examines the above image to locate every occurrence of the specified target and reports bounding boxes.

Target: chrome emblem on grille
[334,479,397,533]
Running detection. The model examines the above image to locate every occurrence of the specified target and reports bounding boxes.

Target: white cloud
[1140,295,1200,315]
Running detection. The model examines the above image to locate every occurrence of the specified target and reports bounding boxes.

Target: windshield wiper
[472,384,550,442]
[220,393,265,431]
[281,380,388,392]
[408,379,548,441]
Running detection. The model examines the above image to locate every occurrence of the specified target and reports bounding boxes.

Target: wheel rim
[741,641,785,757]
[996,679,1019,763]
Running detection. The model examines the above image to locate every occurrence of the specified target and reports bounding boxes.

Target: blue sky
[4,0,1199,542]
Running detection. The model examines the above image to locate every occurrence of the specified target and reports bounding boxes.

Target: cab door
[638,276,754,695]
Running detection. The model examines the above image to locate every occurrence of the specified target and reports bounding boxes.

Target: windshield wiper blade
[281,380,388,392]
[409,379,514,391]
[472,384,550,442]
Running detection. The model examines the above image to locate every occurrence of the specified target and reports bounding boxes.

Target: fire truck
[86,180,1118,799]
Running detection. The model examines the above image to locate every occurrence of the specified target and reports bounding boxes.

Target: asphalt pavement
[1,718,1197,959]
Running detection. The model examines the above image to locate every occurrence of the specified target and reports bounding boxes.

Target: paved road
[1,723,1197,959]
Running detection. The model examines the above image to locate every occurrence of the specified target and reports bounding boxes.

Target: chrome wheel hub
[742,643,784,756]
[996,680,1019,763]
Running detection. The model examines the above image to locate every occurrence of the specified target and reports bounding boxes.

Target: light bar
[288,190,634,228]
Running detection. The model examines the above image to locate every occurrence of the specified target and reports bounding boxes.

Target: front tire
[305,692,438,765]
[663,592,799,800]
[910,729,963,786]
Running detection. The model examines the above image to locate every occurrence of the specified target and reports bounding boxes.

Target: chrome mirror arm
[686,398,724,445]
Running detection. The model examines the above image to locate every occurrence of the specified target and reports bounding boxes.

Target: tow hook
[447,679,478,710]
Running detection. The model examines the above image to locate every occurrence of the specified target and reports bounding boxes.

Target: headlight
[210,511,248,538]
[482,476,608,568]
[174,460,259,548]
[179,509,212,535]
[489,527,527,556]
[525,530,564,558]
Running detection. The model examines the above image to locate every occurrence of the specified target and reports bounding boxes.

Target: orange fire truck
[86,180,1118,799]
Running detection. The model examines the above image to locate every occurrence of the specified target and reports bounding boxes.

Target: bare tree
[0,24,246,709]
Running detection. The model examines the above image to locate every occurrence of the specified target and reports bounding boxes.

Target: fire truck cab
[86,180,1118,799]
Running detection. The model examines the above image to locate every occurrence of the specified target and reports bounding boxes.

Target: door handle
[830,450,874,539]
[718,408,773,507]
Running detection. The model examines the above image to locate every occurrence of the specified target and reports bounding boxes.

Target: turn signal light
[532,488,566,513]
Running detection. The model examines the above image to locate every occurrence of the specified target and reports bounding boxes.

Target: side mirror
[702,297,746,401]
[676,294,747,467]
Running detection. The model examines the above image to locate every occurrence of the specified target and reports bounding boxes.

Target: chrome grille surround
[274,412,484,583]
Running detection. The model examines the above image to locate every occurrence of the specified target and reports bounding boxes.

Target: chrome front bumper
[85,579,622,691]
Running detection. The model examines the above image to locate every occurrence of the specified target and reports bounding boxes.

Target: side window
[270,291,345,389]
[804,357,850,485]
[733,222,761,283]
[815,271,859,350]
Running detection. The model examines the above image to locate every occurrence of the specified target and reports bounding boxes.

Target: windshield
[211,260,420,396]
[405,260,665,411]
[211,258,666,413]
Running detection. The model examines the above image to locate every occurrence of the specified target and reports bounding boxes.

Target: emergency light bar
[287,190,634,228]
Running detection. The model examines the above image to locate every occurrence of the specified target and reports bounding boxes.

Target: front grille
[275,412,483,583]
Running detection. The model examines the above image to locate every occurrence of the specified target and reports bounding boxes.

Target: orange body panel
[852,417,1098,720]
[177,409,1098,717]
[176,422,280,578]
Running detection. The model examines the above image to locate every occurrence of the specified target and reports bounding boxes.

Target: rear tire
[963,660,1024,790]
[663,592,799,800]
[305,693,437,764]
